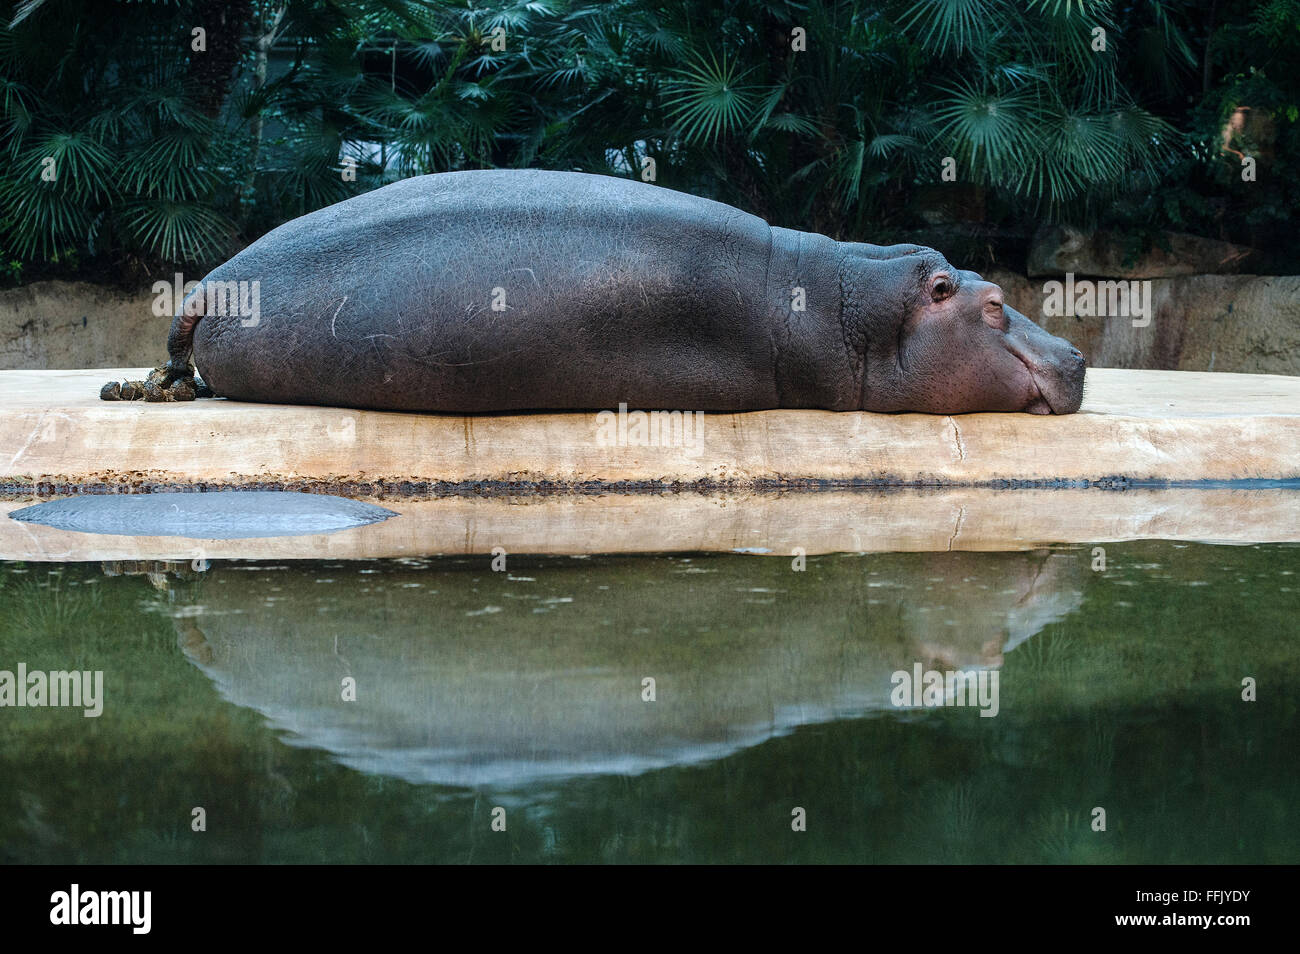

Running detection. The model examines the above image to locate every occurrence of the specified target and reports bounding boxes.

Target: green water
[0,542,1295,864]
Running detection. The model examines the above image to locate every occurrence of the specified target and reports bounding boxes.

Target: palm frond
[117,200,231,264]
[663,51,755,145]
[933,81,1032,168]
[900,0,997,56]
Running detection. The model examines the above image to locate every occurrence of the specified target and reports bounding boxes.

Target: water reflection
[162,550,1086,788]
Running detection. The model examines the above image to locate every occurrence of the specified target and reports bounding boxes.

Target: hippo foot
[100,363,213,402]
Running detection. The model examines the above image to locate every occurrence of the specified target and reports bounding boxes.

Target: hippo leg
[100,304,214,402]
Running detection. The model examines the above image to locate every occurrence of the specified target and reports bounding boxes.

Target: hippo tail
[99,294,211,402]
[165,293,204,371]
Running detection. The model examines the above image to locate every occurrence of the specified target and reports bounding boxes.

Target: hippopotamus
[102,169,1085,414]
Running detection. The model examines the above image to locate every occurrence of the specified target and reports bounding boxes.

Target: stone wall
[991,270,1300,375]
[0,281,166,370]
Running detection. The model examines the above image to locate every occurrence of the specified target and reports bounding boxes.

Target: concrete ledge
[3,488,1298,562]
[2,368,1299,491]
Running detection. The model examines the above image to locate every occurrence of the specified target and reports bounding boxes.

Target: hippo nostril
[983,299,1007,328]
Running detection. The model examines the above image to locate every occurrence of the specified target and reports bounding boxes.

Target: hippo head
[859,248,1086,414]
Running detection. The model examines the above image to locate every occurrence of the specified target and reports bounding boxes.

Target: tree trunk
[238,3,288,223]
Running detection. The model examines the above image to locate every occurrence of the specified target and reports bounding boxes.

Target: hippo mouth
[1013,352,1058,415]
[1024,392,1054,415]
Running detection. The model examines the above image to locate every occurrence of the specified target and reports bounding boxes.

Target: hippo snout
[1005,307,1086,414]
[1044,344,1087,415]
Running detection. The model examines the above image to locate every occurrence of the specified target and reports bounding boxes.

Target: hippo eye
[930,275,954,301]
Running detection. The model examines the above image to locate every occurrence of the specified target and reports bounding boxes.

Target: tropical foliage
[1,0,1297,281]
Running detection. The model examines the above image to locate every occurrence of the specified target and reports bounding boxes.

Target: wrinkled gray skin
[105,169,1085,414]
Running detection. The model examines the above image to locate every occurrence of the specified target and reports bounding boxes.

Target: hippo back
[192,170,800,412]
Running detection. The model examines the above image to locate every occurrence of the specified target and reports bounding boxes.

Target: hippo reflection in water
[168,550,1085,789]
